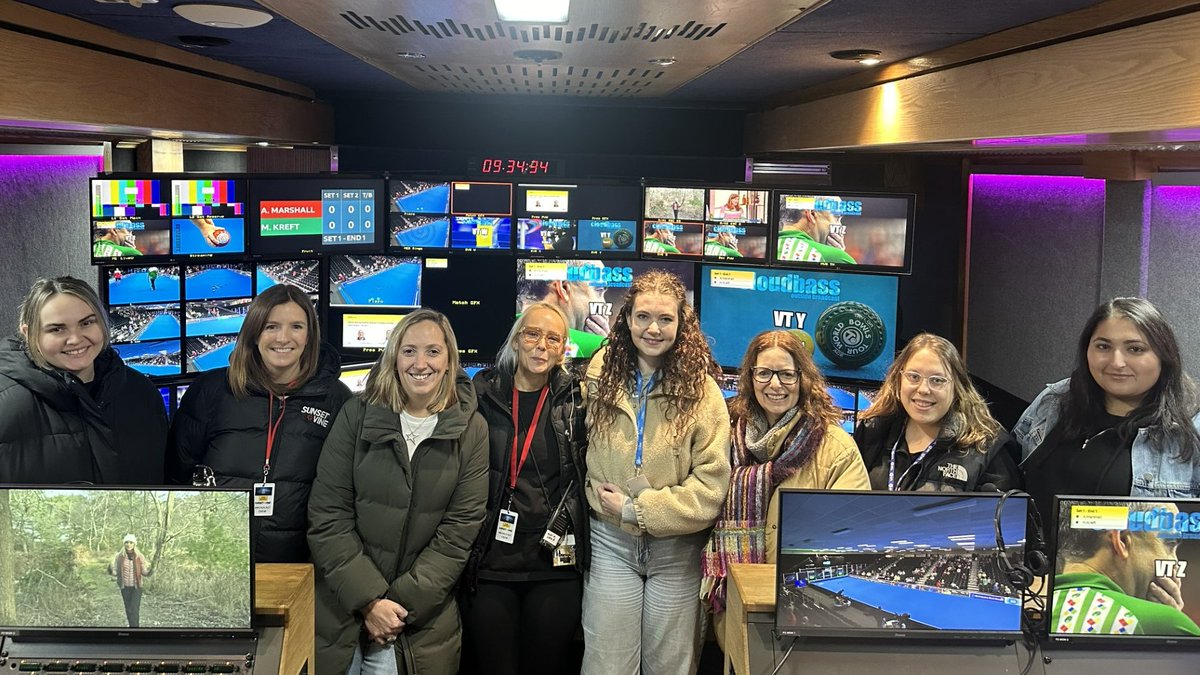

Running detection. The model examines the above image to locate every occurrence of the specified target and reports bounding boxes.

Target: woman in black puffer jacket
[0,276,167,484]
[167,284,351,563]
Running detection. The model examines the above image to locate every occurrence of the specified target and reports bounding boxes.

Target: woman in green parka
[308,309,489,675]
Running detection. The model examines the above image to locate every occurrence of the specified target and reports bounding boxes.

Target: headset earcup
[1026,549,1051,578]
[1007,564,1034,590]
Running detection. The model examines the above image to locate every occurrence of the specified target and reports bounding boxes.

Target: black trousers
[120,586,142,627]
[462,576,582,675]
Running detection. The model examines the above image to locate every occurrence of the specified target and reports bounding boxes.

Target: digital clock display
[472,157,560,176]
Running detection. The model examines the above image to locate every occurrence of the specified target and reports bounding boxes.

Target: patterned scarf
[700,408,826,613]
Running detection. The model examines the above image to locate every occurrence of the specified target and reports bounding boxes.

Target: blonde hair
[18,276,110,369]
[363,309,461,414]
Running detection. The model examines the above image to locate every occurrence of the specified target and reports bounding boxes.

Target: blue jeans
[346,642,398,675]
[582,517,706,675]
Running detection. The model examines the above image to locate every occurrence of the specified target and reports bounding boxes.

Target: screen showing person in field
[644,186,705,221]
[0,487,251,633]
[515,258,695,360]
[106,266,180,306]
[699,266,898,383]
[342,313,406,350]
[93,220,171,260]
[113,339,182,377]
[184,264,253,301]
[329,255,421,308]
[775,193,911,270]
[775,491,1026,638]
[256,259,320,295]
[1051,497,1200,638]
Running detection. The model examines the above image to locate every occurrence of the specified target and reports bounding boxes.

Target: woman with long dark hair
[581,269,730,675]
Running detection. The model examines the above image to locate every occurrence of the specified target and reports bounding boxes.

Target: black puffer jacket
[855,413,1021,492]
[166,343,352,562]
[464,365,589,590]
[0,335,167,484]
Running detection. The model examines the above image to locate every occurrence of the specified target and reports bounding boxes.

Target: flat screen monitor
[184,263,254,301]
[335,312,407,352]
[699,265,898,383]
[256,259,321,296]
[514,183,640,258]
[641,220,704,258]
[388,179,453,251]
[171,216,246,258]
[91,178,169,220]
[773,191,915,274]
[421,255,516,360]
[0,486,252,638]
[110,303,181,343]
[775,489,1026,640]
[450,216,512,252]
[171,178,245,218]
[450,181,512,216]
[91,219,172,262]
[329,255,421,308]
[185,335,238,373]
[462,361,491,381]
[112,339,182,377]
[158,385,172,418]
[1049,495,1200,644]
[515,258,695,360]
[338,362,375,394]
[105,265,180,306]
[249,177,383,256]
[170,177,247,258]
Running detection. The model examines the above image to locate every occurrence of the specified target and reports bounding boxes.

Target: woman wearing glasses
[700,330,868,631]
[461,303,589,675]
[855,333,1020,492]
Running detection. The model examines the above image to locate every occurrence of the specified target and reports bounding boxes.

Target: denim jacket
[1014,378,1200,497]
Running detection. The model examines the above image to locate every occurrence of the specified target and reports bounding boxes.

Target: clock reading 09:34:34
[479,158,553,175]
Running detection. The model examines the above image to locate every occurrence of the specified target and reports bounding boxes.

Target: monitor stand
[1,636,259,673]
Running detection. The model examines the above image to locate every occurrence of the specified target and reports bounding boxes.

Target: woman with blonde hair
[855,333,1019,492]
[582,269,731,675]
[701,330,868,625]
[308,309,488,675]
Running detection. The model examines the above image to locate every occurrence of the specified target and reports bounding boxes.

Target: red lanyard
[509,386,550,491]
[264,392,287,481]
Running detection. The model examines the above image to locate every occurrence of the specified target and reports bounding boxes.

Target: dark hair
[730,330,840,429]
[228,285,321,398]
[591,269,719,435]
[1060,298,1200,461]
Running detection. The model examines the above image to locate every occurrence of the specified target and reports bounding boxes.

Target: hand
[363,598,408,644]
[1149,575,1185,611]
[192,218,228,247]
[826,230,846,250]
[597,482,626,517]
[583,312,610,336]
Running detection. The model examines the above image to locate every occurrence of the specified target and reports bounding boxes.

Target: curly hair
[730,330,841,429]
[860,333,1000,453]
[591,269,720,435]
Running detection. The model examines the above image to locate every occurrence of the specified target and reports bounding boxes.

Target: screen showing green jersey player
[776,230,855,265]
[91,220,171,261]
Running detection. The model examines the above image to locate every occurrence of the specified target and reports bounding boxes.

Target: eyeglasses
[751,367,799,386]
[901,371,950,391]
[519,328,565,349]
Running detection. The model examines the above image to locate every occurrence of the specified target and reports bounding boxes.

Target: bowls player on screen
[700,329,869,648]
[704,229,743,258]
[776,196,854,264]
[1017,298,1200,527]
[93,225,141,258]
[643,223,681,254]
[855,333,1020,492]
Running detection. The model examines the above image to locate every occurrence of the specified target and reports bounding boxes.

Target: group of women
[3,270,1199,675]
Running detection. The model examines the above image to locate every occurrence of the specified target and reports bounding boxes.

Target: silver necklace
[401,410,437,446]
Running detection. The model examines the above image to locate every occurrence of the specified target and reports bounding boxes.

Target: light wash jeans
[346,642,399,675]
[582,517,707,675]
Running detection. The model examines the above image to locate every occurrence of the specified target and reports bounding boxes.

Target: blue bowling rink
[172,217,245,255]
[335,263,420,307]
[108,271,180,305]
[393,218,450,248]
[186,267,252,300]
[136,313,180,340]
[187,314,245,336]
[256,269,280,292]
[192,342,235,371]
[114,339,180,377]
[812,576,1019,631]
[395,184,450,213]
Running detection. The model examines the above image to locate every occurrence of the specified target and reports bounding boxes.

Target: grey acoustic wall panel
[1147,184,1200,382]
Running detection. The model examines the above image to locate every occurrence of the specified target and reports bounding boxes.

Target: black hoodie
[0,334,168,484]
[166,342,352,562]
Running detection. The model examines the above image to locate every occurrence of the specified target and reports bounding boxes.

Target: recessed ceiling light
[495,0,569,23]
[513,49,563,64]
[649,57,677,67]
[829,49,883,66]
[396,51,427,60]
[256,141,270,147]
[173,4,273,29]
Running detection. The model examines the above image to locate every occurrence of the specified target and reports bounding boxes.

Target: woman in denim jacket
[1016,298,1200,521]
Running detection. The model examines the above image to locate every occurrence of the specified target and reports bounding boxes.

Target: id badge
[553,534,576,567]
[253,483,276,517]
[626,474,652,496]
[495,508,518,544]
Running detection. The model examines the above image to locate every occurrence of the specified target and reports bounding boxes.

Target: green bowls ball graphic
[787,329,816,355]
[815,301,886,369]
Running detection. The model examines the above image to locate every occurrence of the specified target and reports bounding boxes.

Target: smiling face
[256,301,309,385]
[25,293,106,383]
[1088,316,1162,415]
[898,347,955,433]
[396,320,449,411]
[753,346,800,426]
[514,306,566,385]
[628,291,679,373]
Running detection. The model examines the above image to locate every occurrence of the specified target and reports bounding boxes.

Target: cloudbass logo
[1128,507,1200,537]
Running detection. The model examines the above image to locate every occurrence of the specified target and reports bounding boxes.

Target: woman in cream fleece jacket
[580,269,731,675]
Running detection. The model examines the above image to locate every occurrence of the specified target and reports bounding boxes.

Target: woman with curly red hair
[581,269,731,675]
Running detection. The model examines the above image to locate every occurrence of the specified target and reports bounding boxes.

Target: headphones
[994,489,1050,590]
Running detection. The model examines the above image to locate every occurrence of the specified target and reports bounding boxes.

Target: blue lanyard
[634,370,657,472]
[887,432,936,491]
